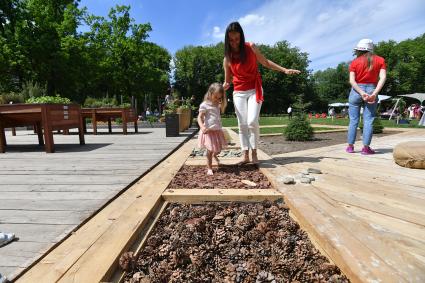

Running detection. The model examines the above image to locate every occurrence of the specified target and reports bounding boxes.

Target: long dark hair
[224,22,246,63]
[355,50,374,70]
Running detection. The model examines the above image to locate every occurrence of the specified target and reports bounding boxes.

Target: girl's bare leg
[207,150,213,175]
[213,152,221,166]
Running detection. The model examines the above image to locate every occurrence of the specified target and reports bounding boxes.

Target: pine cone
[119,251,136,271]
[256,222,268,234]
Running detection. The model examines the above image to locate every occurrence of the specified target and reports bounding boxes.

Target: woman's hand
[223,82,230,91]
[367,94,377,104]
[283,68,301,75]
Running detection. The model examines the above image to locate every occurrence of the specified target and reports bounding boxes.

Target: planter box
[165,113,179,137]
[177,108,190,132]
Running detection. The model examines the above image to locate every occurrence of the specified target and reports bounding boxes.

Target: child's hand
[201,127,209,134]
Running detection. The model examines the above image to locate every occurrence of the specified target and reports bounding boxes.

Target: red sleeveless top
[229,42,263,103]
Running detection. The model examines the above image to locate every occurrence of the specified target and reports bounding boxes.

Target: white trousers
[233,89,262,150]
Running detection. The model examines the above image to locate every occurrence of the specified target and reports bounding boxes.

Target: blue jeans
[347,84,378,146]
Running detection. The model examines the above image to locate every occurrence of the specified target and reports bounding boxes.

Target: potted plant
[164,102,179,137]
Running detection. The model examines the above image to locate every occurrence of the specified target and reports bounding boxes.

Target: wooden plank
[162,189,282,203]
[16,138,196,283]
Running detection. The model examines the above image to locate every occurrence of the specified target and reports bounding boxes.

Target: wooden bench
[0,103,85,153]
[81,108,138,135]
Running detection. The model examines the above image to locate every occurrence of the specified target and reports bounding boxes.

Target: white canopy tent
[328,102,348,107]
[399,93,425,104]
[328,95,391,107]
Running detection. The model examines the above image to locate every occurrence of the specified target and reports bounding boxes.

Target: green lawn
[233,126,339,135]
[222,116,422,128]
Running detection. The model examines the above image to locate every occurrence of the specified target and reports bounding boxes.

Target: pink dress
[198,101,227,153]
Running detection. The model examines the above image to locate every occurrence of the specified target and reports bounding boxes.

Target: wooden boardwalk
[252,130,425,283]
[0,128,194,281]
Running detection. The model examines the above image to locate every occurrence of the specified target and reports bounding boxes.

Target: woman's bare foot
[251,150,259,164]
[237,150,250,165]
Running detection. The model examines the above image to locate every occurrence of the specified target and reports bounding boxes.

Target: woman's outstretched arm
[223,57,233,90]
[250,43,300,75]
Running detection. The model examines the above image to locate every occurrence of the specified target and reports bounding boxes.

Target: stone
[308,168,322,174]
[300,177,312,184]
[281,176,295,184]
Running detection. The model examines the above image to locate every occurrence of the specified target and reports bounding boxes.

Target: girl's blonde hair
[203,82,227,113]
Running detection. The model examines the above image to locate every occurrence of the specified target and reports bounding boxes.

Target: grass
[222,116,422,128]
[233,126,339,135]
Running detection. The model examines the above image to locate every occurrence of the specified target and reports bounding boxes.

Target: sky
[78,0,425,71]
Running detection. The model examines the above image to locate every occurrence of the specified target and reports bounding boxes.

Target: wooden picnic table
[0,103,85,153]
[81,107,138,135]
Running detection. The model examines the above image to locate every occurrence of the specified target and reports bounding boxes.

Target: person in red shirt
[346,39,387,155]
[223,22,300,164]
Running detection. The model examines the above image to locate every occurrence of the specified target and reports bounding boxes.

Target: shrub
[20,80,46,99]
[284,115,314,141]
[147,115,158,126]
[0,92,25,104]
[360,118,384,134]
[84,97,119,108]
[26,95,71,104]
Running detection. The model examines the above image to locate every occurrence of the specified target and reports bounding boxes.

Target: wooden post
[12,127,16,136]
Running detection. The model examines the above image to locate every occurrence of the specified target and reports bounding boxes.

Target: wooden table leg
[108,118,112,133]
[12,127,16,136]
[79,115,85,145]
[134,119,138,133]
[42,106,54,153]
[0,126,6,153]
[83,118,87,133]
[36,122,44,145]
[122,111,128,135]
[92,112,97,135]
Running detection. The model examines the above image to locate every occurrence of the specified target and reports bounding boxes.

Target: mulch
[167,165,272,190]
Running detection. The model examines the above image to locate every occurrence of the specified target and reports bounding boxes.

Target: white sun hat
[354,38,374,52]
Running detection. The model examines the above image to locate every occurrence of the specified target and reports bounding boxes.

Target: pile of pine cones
[121,200,349,283]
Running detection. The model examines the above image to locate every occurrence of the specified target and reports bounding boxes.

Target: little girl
[198,83,227,175]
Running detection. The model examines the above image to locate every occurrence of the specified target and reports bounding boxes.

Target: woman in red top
[346,39,386,155]
[223,22,300,164]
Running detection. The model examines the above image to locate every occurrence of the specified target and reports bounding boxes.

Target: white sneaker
[0,232,15,248]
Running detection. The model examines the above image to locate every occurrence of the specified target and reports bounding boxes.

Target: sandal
[207,169,214,176]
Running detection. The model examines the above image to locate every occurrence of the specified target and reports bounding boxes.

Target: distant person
[222,21,300,164]
[329,107,336,119]
[153,109,159,117]
[419,106,425,126]
[197,83,227,175]
[408,104,415,120]
[165,94,172,105]
[145,107,152,117]
[287,105,293,119]
[346,38,386,155]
